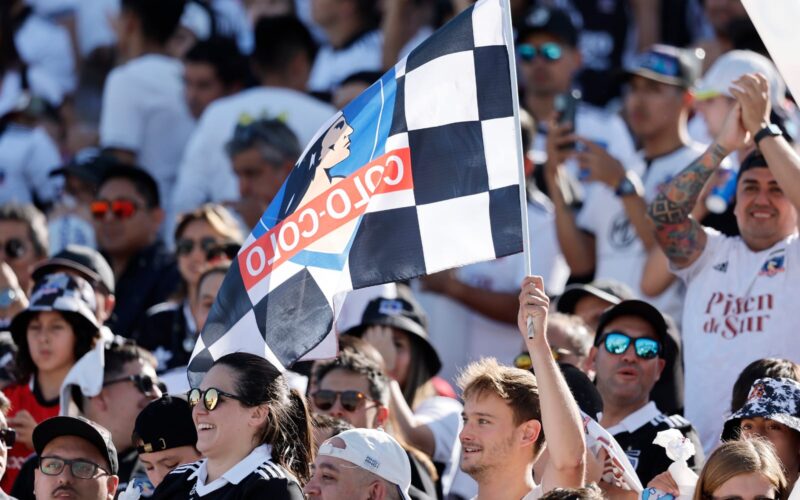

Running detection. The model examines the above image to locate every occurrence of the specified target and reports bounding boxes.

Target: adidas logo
[713,262,728,273]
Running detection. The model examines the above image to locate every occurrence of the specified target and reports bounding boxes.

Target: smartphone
[554,89,581,151]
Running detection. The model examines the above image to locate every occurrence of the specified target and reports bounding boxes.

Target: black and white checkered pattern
[188,0,523,385]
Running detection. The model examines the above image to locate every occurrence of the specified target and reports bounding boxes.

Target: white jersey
[15,12,76,95]
[308,30,383,94]
[577,142,708,323]
[171,87,336,218]
[100,54,195,207]
[673,229,800,454]
[0,124,60,205]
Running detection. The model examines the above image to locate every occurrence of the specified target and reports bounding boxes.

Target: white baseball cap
[317,429,412,500]
[695,50,786,108]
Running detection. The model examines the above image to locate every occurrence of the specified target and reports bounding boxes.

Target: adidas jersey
[603,402,703,486]
[151,446,303,500]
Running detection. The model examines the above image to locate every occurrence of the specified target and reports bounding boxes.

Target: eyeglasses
[513,347,575,370]
[103,374,159,396]
[518,43,563,62]
[187,387,247,411]
[601,331,660,360]
[90,199,140,220]
[0,238,27,260]
[312,390,373,412]
[176,238,239,261]
[38,456,110,479]
[0,428,15,448]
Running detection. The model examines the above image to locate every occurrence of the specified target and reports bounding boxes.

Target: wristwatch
[754,123,782,146]
[614,172,643,198]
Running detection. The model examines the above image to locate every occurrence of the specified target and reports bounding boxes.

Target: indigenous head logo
[748,382,766,402]
[759,254,785,277]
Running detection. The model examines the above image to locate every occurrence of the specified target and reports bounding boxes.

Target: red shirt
[1,379,59,491]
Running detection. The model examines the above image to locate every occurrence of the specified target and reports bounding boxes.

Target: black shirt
[606,402,704,486]
[151,449,303,500]
[105,241,181,338]
[136,300,194,373]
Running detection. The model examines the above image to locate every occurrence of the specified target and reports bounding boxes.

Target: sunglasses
[176,238,239,261]
[518,42,562,62]
[90,199,140,220]
[601,331,660,360]
[312,390,373,412]
[0,428,15,448]
[187,387,247,411]
[0,238,27,260]
[513,347,575,370]
[103,374,159,396]
[39,456,110,479]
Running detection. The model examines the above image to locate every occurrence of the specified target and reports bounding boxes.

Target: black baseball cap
[133,396,198,454]
[32,245,115,294]
[594,300,669,349]
[518,6,578,47]
[33,416,118,475]
[555,280,634,315]
[343,290,442,376]
[49,148,121,185]
[624,44,699,89]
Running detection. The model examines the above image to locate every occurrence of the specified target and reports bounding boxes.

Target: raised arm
[732,73,800,212]
[648,101,746,268]
[518,276,585,491]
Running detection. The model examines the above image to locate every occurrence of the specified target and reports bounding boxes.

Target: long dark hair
[214,353,313,482]
[400,333,438,408]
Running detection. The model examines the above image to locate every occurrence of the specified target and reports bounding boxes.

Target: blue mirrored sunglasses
[602,331,660,360]
[518,43,562,62]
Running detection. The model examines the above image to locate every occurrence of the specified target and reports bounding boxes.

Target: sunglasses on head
[0,428,15,448]
[90,199,140,220]
[518,42,563,62]
[187,387,247,411]
[0,239,27,260]
[103,374,159,396]
[601,331,660,360]
[312,390,372,412]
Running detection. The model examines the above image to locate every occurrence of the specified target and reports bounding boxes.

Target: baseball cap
[625,44,699,88]
[10,273,100,346]
[518,6,579,47]
[133,396,198,454]
[722,377,800,441]
[33,245,115,294]
[318,428,412,500]
[33,416,119,475]
[343,291,442,376]
[49,148,120,186]
[555,280,634,315]
[593,300,669,348]
[695,50,785,108]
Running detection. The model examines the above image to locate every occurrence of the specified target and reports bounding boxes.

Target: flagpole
[500,0,535,338]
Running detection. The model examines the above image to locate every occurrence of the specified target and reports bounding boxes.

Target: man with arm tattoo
[648,72,800,454]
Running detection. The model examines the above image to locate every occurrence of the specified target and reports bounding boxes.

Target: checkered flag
[188,0,524,385]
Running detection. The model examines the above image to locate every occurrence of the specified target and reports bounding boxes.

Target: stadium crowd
[0,0,799,498]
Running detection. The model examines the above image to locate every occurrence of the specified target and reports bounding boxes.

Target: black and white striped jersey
[150,445,303,500]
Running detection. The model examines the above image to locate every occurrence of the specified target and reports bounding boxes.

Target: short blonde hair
[694,439,788,500]
[457,358,545,452]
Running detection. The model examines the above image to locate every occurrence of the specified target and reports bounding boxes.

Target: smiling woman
[150,353,311,499]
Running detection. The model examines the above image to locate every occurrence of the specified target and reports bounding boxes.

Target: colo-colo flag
[188,0,524,385]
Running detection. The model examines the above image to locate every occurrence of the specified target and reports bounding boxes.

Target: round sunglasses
[187,387,247,411]
[601,331,660,360]
[312,390,373,412]
[517,42,563,62]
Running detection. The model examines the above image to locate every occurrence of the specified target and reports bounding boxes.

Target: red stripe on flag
[239,148,414,290]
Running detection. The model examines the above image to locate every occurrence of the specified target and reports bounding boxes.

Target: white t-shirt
[576,142,708,323]
[527,191,570,296]
[171,87,336,216]
[415,253,524,385]
[308,30,383,94]
[0,124,60,205]
[14,12,76,94]
[100,54,195,208]
[673,229,800,454]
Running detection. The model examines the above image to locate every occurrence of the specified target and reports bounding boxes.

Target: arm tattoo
[648,143,728,264]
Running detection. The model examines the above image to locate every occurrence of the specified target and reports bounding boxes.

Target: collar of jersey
[190,444,273,495]
[601,401,660,435]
